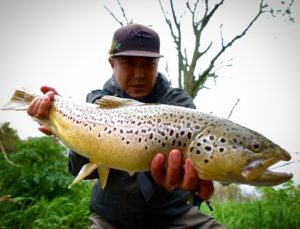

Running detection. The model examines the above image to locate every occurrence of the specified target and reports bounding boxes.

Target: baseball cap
[109,24,163,58]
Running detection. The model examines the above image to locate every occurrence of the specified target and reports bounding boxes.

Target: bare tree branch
[117,0,129,24]
[0,140,22,167]
[104,5,124,26]
[104,0,131,26]
[227,98,240,119]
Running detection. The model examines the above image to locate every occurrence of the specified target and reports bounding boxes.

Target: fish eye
[252,143,260,151]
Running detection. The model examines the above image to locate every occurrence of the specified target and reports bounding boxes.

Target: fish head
[188,121,293,186]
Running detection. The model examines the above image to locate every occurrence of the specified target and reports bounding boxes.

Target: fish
[1,89,293,189]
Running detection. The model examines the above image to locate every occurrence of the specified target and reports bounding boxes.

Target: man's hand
[27,86,59,135]
[150,149,214,200]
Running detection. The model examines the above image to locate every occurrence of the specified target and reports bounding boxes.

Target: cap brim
[111,50,163,58]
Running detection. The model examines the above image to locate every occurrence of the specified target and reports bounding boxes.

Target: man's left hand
[150,149,214,200]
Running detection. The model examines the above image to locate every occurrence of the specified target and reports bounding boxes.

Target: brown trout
[1,90,293,188]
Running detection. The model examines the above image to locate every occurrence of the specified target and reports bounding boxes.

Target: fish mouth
[254,169,293,186]
[242,155,293,186]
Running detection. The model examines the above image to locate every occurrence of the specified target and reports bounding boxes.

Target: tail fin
[1,90,36,111]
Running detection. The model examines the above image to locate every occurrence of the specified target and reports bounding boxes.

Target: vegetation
[1,124,299,228]
[201,181,300,229]
[0,122,21,153]
[0,136,92,229]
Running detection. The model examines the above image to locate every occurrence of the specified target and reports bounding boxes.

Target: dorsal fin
[95,95,143,109]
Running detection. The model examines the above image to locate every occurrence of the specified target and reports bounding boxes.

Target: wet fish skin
[1,90,293,188]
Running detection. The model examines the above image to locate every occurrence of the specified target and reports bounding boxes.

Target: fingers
[166,149,182,189]
[150,153,165,186]
[180,159,198,191]
[151,150,214,200]
[40,86,59,95]
[195,179,214,200]
[27,95,51,118]
[38,125,53,135]
[150,150,184,190]
[26,86,57,136]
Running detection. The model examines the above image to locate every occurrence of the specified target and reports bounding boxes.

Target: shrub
[0,136,92,228]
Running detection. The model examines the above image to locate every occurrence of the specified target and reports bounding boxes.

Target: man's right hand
[27,86,59,135]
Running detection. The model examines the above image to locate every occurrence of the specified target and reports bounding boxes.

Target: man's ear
[108,57,114,68]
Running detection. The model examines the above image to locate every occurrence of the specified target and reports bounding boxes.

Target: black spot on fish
[232,138,238,143]
[97,133,101,138]
[204,159,209,163]
[196,150,201,154]
[180,131,185,136]
[108,130,112,134]
[172,139,176,146]
[220,138,226,143]
[219,148,224,153]
[197,143,201,147]
[177,141,182,147]
[190,147,194,152]
[159,131,165,137]
[187,132,192,139]
[149,133,153,140]
[126,141,130,144]
[210,156,213,159]
[138,138,142,143]
[205,146,212,152]
[162,143,166,148]
[209,135,215,141]
[145,146,148,150]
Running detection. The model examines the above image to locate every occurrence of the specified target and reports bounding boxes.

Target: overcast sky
[0,0,299,184]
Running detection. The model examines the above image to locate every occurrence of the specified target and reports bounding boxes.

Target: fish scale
[1,90,293,189]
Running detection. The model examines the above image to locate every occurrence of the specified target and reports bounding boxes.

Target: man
[27,24,224,228]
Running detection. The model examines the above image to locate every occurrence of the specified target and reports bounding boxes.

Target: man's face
[109,56,159,98]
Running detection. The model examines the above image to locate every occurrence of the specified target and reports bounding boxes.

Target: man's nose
[133,67,145,79]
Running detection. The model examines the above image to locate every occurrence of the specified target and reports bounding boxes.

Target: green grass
[1,136,299,228]
[0,137,92,229]
[200,182,300,229]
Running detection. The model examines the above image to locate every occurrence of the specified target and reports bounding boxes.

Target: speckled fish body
[1,90,293,188]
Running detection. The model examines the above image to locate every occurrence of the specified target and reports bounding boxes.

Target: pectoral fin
[97,166,110,189]
[68,162,98,189]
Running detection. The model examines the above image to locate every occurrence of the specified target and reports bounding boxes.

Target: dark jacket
[68,73,196,228]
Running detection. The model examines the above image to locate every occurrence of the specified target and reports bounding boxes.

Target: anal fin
[97,166,110,189]
[68,162,98,189]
